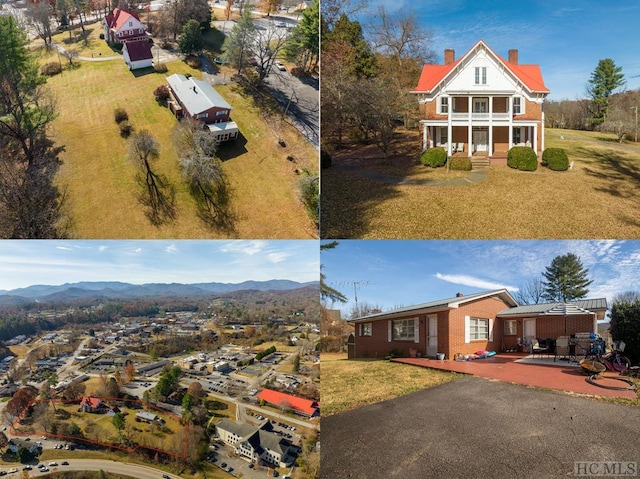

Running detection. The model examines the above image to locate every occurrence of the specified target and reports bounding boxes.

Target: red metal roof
[412,40,549,94]
[81,397,103,408]
[124,39,153,62]
[257,389,318,416]
[105,8,141,31]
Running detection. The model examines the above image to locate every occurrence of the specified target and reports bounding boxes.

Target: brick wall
[501,315,596,349]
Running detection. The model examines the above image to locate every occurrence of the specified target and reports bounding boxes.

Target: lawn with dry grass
[35,48,317,238]
[321,128,640,239]
[321,352,460,416]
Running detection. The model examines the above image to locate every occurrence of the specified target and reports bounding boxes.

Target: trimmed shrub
[507,146,537,171]
[153,85,171,102]
[119,121,133,138]
[449,157,472,171]
[40,62,62,76]
[542,148,569,171]
[154,63,168,73]
[420,147,447,168]
[114,108,129,124]
[320,149,332,169]
[99,33,105,39]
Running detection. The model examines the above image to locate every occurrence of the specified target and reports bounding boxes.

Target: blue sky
[355,0,640,100]
[321,240,640,317]
[0,240,319,291]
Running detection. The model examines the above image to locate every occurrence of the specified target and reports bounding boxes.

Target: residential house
[8,438,40,455]
[348,290,606,359]
[135,411,158,423]
[103,8,148,44]
[215,419,295,468]
[257,388,319,417]
[80,396,106,413]
[122,39,154,70]
[411,40,550,159]
[166,73,239,142]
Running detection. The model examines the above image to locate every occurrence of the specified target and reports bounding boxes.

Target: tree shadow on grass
[578,146,640,200]
[131,66,156,78]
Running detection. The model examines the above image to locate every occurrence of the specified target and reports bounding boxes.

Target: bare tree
[26,2,55,47]
[599,104,634,142]
[128,129,176,225]
[513,278,546,305]
[61,47,79,66]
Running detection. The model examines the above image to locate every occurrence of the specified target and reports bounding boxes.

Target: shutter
[464,316,470,343]
[489,318,494,341]
[414,319,419,343]
[388,321,392,342]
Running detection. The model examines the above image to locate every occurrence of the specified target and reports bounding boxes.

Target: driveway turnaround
[321,378,640,479]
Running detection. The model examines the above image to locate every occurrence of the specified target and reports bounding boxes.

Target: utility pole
[632,106,638,143]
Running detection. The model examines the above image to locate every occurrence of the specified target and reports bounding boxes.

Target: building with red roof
[257,389,319,417]
[123,39,153,70]
[103,8,148,44]
[411,40,550,159]
[80,396,106,413]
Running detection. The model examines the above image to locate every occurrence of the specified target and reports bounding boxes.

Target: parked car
[61,462,69,466]
[275,61,286,71]
[213,57,225,65]
[48,462,58,467]
[275,21,287,27]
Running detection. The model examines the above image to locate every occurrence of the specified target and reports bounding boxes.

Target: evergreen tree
[586,58,625,126]
[542,253,593,302]
[178,19,203,56]
[609,291,640,364]
[222,7,255,75]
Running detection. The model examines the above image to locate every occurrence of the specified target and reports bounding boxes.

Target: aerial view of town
[0,241,320,479]
[0,0,319,239]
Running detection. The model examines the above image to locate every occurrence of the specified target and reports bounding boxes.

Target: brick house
[348,290,606,359]
[166,74,239,142]
[103,8,148,44]
[411,40,550,159]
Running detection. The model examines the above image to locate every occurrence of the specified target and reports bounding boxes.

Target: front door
[523,318,536,342]
[473,130,488,152]
[427,315,438,357]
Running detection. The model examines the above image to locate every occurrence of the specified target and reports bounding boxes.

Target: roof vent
[193,86,197,93]
[456,292,464,297]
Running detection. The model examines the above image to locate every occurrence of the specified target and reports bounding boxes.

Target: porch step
[470,157,490,169]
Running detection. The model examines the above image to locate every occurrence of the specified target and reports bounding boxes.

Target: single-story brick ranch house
[347,290,607,359]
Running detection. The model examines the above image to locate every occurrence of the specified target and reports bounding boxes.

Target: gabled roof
[105,8,142,31]
[124,39,153,62]
[349,289,519,322]
[166,74,233,116]
[81,396,103,408]
[411,40,550,95]
[257,388,318,416]
[497,298,607,317]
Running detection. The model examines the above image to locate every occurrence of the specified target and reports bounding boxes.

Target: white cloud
[165,244,179,254]
[98,245,109,252]
[268,252,289,264]
[435,273,518,291]
[56,246,72,251]
[134,248,143,254]
[220,240,267,256]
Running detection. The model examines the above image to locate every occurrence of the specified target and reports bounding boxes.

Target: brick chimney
[444,49,455,65]
[508,49,518,65]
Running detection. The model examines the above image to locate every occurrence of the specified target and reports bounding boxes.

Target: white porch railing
[451,112,510,121]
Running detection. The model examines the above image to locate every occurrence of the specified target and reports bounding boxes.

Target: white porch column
[447,95,452,157]
[422,123,428,150]
[533,124,538,153]
[488,95,493,157]
[541,111,546,152]
[508,96,513,150]
[468,96,473,157]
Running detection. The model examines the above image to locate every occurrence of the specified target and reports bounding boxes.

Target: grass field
[320,128,640,239]
[321,353,460,416]
[35,47,317,238]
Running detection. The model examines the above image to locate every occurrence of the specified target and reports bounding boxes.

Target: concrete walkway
[394,353,637,399]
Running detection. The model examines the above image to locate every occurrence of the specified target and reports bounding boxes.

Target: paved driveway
[321,377,640,479]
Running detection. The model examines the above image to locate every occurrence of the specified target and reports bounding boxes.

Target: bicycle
[585,340,632,374]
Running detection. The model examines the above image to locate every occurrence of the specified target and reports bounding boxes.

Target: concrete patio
[393,353,637,399]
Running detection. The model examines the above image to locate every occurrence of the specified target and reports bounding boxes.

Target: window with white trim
[359,323,372,337]
[440,97,449,114]
[505,319,517,336]
[439,127,448,146]
[392,318,416,341]
[469,317,489,340]
[513,97,523,115]
[512,127,522,144]
[474,67,487,85]
[196,113,209,119]
[216,110,228,116]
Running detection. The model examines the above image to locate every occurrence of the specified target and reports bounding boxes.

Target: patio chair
[456,143,464,153]
[530,338,548,355]
[554,336,570,362]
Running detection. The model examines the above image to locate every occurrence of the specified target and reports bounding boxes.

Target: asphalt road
[9,459,179,479]
[321,377,640,479]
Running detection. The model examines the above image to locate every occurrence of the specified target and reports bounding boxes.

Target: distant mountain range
[0,280,318,305]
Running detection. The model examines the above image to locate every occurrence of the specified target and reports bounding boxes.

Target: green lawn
[37,50,317,238]
[320,128,640,239]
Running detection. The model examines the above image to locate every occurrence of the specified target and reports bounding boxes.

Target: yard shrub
[99,33,105,39]
[119,120,133,138]
[153,85,171,102]
[297,169,318,226]
[542,148,569,171]
[507,146,537,171]
[114,108,129,124]
[40,62,62,76]
[154,63,168,73]
[420,147,447,168]
[449,157,472,171]
[321,149,332,169]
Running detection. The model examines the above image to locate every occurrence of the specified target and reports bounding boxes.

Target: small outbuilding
[123,39,153,70]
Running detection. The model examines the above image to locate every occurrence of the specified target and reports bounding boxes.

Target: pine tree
[586,58,625,126]
[542,253,593,302]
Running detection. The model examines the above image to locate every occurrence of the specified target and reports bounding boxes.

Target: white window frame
[390,318,418,342]
[438,127,448,146]
[465,316,490,341]
[359,323,372,337]
[513,96,523,115]
[475,67,487,85]
[512,127,523,145]
[216,110,228,116]
[440,96,449,114]
[505,319,517,336]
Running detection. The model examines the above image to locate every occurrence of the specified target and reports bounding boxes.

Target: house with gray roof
[348,289,607,359]
[215,419,295,468]
[166,74,239,142]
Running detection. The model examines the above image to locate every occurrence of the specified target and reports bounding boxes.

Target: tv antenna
[334,280,375,310]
